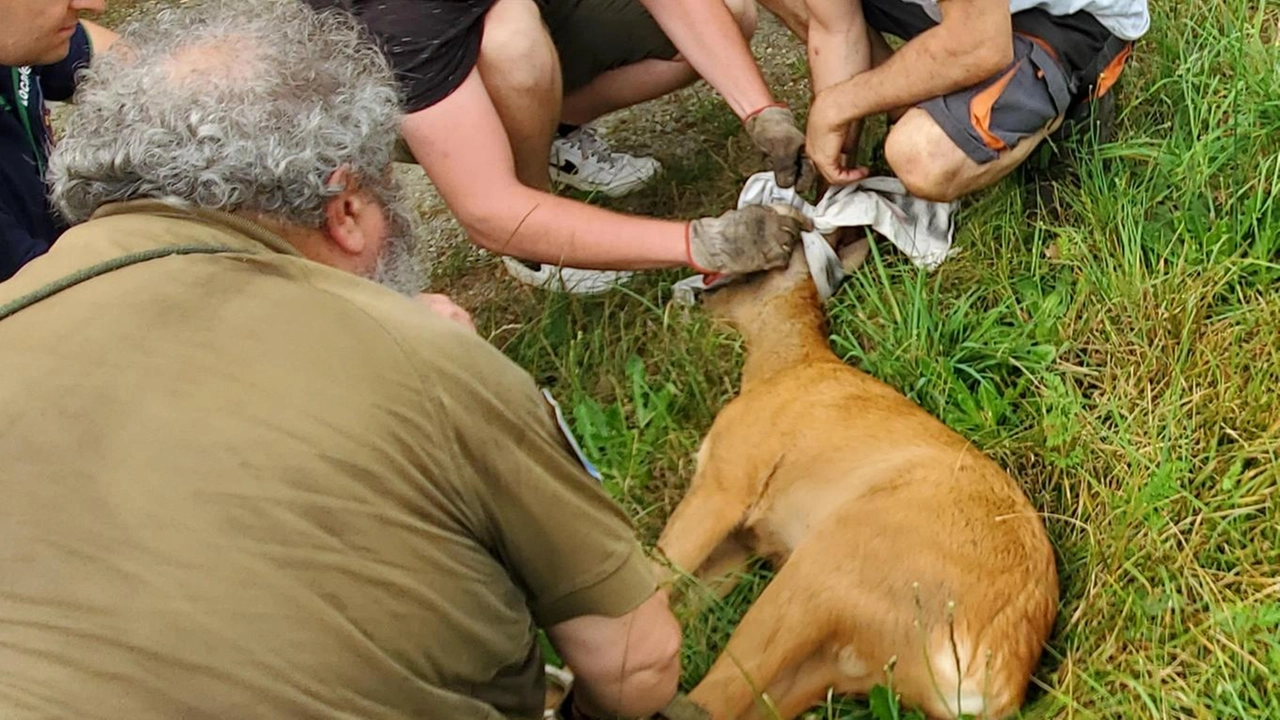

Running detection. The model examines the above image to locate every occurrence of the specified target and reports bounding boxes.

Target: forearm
[639,0,774,118]
[806,1,873,94]
[401,70,692,271]
[806,1,875,151]
[549,590,682,718]
[821,16,1012,121]
[81,20,119,56]
[572,661,680,718]
[457,183,690,270]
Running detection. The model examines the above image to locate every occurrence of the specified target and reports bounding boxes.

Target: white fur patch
[836,645,869,679]
[928,643,987,717]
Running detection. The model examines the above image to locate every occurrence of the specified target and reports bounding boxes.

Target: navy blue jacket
[0,24,92,282]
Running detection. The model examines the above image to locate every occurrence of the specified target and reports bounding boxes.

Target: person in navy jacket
[1,0,116,281]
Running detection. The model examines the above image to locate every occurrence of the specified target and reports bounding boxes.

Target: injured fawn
[656,237,1058,720]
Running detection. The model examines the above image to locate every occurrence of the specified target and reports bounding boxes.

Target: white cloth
[673,172,957,305]
[901,0,1149,41]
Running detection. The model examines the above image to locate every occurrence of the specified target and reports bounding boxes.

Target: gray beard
[368,182,427,296]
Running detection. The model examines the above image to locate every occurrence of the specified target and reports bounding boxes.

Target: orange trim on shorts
[969,63,1021,152]
[1093,43,1133,99]
[1016,32,1060,64]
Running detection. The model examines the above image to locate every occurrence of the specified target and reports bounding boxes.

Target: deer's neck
[736,284,842,390]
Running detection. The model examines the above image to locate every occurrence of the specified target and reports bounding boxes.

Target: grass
[99,0,1279,717]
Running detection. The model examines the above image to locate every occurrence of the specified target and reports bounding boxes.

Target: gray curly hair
[49,0,403,227]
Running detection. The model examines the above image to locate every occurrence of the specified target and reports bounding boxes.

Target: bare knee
[478,0,558,93]
[884,110,971,203]
[722,0,759,39]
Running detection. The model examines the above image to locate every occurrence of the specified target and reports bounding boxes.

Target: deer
[654,232,1059,720]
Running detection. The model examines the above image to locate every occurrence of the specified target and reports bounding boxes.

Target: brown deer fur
[656,239,1059,720]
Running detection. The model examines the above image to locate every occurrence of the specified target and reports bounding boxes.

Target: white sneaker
[501,256,633,295]
[549,126,662,198]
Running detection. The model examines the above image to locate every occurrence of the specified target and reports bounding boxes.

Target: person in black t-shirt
[310,0,826,294]
[0,0,117,282]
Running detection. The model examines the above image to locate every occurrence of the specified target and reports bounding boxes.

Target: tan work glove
[686,204,810,275]
[744,104,816,192]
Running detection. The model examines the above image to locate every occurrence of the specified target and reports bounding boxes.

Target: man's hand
[744,105,816,191]
[416,293,476,332]
[806,87,871,186]
[687,205,811,275]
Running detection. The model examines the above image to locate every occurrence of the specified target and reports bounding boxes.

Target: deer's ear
[838,237,871,274]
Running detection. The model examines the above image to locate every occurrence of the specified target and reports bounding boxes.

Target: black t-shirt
[0,23,91,281]
[305,0,498,112]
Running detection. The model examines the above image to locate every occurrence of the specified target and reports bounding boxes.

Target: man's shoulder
[303,269,518,381]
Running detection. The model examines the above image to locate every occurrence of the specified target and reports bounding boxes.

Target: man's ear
[322,167,378,257]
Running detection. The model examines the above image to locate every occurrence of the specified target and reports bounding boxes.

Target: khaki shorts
[863,1,1133,163]
[539,0,680,93]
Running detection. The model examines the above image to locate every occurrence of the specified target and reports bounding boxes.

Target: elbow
[626,627,683,716]
[577,608,683,717]
[451,181,539,257]
[596,648,680,718]
[945,35,1014,87]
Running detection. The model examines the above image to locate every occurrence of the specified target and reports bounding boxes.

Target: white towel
[674,173,957,304]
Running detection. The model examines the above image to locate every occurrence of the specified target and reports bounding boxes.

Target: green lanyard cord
[3,66,46,176]
[0,245,236,321]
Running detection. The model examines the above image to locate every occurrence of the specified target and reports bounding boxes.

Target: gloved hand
[686,204,810,275]
[744,104,816,192]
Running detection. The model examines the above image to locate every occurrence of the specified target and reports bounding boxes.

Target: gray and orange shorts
[864,1,1134,163]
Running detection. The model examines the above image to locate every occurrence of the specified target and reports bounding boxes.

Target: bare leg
[884,107,1061,202]
[560,0,757,125]
[560,60,699,126]
[477,0,562,190]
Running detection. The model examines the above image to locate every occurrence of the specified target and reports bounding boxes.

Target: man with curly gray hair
[0,3,683,719]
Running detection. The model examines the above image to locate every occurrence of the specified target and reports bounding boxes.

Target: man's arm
[805,0,874,95]
[807,0,1013,181]
[403,67,805,273]
[636,0,774,119]
[804,0,876,160]
[547,590,682,718]
[426,329,682,717]
[401,68,690,270]
[640,0,822,188]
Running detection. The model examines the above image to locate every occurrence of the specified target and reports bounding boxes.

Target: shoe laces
[568,126,623,169]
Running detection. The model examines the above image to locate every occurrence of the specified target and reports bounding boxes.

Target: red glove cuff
[743,102,789,123]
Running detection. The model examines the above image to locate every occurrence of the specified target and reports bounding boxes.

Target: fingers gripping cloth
[674,173,957,304]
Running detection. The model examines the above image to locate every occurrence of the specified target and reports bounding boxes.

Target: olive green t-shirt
[0,201,657,719]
